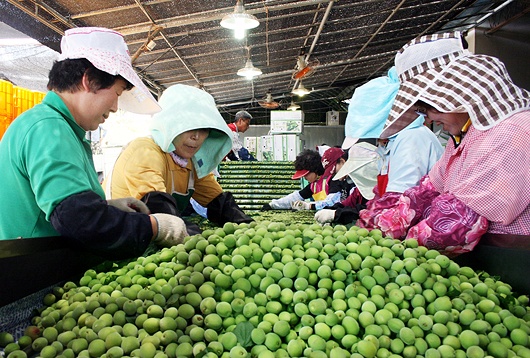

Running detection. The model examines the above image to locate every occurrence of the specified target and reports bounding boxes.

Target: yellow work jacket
[105,137,222,210]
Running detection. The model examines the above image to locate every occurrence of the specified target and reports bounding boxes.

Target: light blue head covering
[151,84,232,179]
[342,67,400,149]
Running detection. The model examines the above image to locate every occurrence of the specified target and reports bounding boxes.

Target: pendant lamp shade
[292,82,311,96]
[287,101,300,111]
[237,58,262,79]
[221,1,259,30]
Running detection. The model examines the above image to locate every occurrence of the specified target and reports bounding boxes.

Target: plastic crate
[0,79,14,139]
[13,86,34,119]
[1,84,46,140]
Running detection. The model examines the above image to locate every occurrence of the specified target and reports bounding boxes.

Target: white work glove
[315,209,336,224]
[270,191,303,209]
[107,197,150,214]
[291,200,312,211]
[151,213,189,247]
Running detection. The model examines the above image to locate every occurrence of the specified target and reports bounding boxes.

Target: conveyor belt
[218,161,301,211]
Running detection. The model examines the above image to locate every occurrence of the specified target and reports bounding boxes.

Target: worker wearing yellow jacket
[105,84,253,230]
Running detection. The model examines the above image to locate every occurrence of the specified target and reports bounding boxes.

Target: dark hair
[234,110,252,122]
[294,149,324,175]
[47,58,133,93]
[415,100,435,111]
[461,32,469,50]
[339,150,348,163]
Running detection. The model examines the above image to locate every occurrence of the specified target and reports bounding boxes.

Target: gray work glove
[151,213,189,247]
[108,197,150,214]
[315,209,336,224]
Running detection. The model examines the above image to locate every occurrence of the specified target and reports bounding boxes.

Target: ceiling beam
[361,0,471,83]
[329,0,406,87]
[486,5,530,34]
[5,0,72,34]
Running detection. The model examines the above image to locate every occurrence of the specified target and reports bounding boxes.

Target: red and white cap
[58,27,161,114]
[291,169,310,180]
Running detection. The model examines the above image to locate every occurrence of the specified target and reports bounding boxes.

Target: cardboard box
[273,135,285,161]
[257,134,301,161]
[326,110,340,126]
[270,110,304,134]
[244,136,258,157]
[286,134,301,161]
[258,135,274,161]
[272,134,301,161]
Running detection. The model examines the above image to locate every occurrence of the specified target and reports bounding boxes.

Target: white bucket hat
[333,142,380,200]
[58,27,161,114]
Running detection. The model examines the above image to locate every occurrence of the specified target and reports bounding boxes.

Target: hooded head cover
[342,67,400,149]
[333,142,380,200]
[58,27,161,114]
[321,147,344,178]
[150,84,233,179]
[380,31,530,138]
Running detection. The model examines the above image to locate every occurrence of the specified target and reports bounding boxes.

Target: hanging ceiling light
[145,40,156,51]
[220,0,259,39]
[292,82,311,96]
[237,58,262,79]
[287,100,300,111]
[237,47,262,79]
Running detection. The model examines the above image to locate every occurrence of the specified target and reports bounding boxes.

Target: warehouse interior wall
[467,13,530,90]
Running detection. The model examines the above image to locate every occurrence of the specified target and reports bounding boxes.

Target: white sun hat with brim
[58,27,161,115]
[333,142,380,200]
[150,84,233,179]
[316,145,330,156]
[342,66,400,150]
[380,31,530,139]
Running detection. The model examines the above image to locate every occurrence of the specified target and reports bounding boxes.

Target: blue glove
[238,147,257,161]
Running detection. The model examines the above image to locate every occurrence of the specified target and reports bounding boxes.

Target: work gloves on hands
[151,213,189,247]
[206,192,253,225]
[291,201,312,211]
[269,191,304,210]
[315,209,336,224]
[108,197,150,214]
[261,203,273,211]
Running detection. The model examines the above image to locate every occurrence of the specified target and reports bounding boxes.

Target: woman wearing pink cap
[0,28,189,257]
[262,147,351,210]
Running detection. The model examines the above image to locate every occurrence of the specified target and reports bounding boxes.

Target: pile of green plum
[1,221,529,358]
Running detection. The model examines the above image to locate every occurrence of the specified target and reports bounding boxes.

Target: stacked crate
[0,80,46,140]
[0,80,14,140]
[217,161,301,211]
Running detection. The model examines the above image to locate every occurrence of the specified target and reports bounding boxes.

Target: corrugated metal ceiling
[0,0,525,124]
